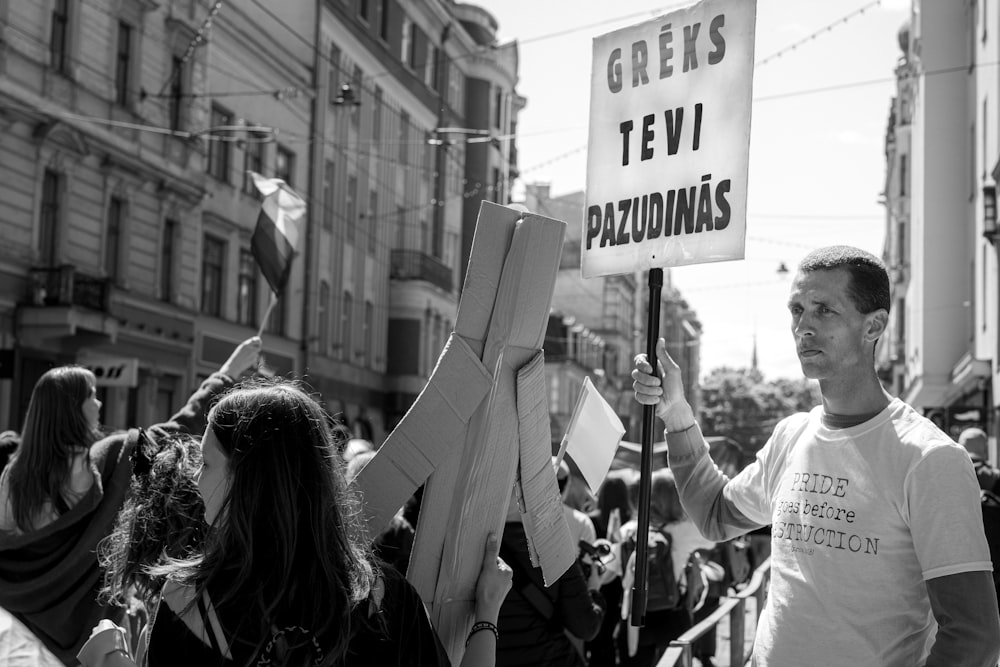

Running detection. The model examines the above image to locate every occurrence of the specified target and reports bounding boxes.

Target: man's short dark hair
[798,245,890,315]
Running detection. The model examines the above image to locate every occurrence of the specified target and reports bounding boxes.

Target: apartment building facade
[880,0,996,443]
[0,0,522,440]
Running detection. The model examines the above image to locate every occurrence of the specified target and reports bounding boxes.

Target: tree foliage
[698,367,821,454]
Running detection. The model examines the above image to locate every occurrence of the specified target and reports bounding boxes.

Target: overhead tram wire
[155,0,225,98]
[362,3,695,84]
[9,56,987,168]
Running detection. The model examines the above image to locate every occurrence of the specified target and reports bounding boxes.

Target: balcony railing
[28,265,110,312]
[390,250,452,293]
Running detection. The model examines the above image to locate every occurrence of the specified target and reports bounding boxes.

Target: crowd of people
[0,337,511,667]
[2,244,1000,667]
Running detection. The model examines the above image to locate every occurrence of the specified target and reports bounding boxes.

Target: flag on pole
[249,172,306,294]
[556,376,626,491]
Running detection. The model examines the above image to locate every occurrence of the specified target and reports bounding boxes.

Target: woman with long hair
[81,379,512,667]
[0,337,262,665]
[4,366,103,532]
[585,471,634,666]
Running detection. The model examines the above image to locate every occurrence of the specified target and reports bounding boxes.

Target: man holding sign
[584,0,755,633]
[633,247,1000,666]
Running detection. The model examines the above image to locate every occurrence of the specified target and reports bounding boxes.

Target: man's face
[787,267,882,381]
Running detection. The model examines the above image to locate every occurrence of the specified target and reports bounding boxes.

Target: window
[430,45,441,91]
[243,131,267,195]
[363,301,374,366]
[323,160,335,231]
[115,21,133,106]
[971,122,977,198]
[425,45,437,87]
[237,249,257,326]
[985,0,989,42]
[494,88,504,129]
[983,98,989,182]
[106,196,124,280]
[358,0,370,22]
[328,43,341,105]
[373,86,382,141]
[201,235,225,316]
[899,154,907,197]
[408,23,419,71]
[347,175,357,243]
[401,17,412,67]
[265,287,286,335]
[396,206,406,248]
[399,111,409,165]
[368,190,378,254]
[351,65,362,126]
[50,0,70,74]
[160,219,176,302]
[379,0,390,41]
[207,105,232,182]
[342,292,353,361]
[319,281,330,353]
[168,56,186,130]
[39,169,61,266]
[276,146,294,186]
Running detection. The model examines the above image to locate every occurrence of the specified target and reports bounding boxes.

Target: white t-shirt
[563,504,597,548]
[726,398,992,666]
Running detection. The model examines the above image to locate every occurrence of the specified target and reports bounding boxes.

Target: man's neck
[819,374,892,416]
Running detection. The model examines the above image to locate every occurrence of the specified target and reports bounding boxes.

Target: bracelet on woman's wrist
[466,620,498,647]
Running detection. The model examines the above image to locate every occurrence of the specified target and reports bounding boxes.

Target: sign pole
[631,267,663,627]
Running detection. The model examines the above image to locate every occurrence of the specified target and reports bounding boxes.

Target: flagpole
[257,291,278,338]
[630,267,663,628]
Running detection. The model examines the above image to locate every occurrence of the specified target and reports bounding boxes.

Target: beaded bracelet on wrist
[466,620,498,647]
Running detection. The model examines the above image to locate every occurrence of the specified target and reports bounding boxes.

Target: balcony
[17,265,117,341]
[27,265,110,310]
[390,250,452,293]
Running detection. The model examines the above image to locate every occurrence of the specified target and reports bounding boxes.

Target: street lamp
[983,184,998,245]
[332,84,361,107]
[428,127,492,145]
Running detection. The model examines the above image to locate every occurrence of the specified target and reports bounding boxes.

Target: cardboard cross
[355,202,574,663]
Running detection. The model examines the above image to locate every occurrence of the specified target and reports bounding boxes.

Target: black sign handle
[631,267,663,627]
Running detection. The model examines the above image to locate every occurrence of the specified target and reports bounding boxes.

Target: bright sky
[476,0,910,380]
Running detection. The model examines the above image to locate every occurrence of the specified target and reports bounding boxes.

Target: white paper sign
[583,0,757,278]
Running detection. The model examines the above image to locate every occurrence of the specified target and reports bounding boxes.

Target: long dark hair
[649,469,685,527]
[597,472,633,531]
[99,431,207,605]
[165,380,377,661]
[6,365,100,532]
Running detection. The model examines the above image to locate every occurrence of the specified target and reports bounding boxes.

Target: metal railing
[389,250,453,293]
[657,558,771,667]
[27,265,110,312]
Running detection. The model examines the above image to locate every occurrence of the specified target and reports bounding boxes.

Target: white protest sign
[583,0,756,279]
